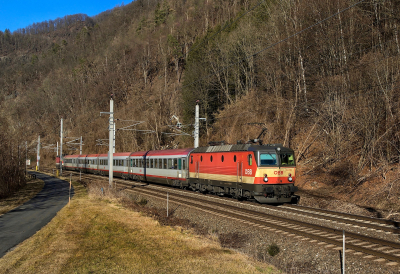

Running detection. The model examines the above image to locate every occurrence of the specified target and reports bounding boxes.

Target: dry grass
[0,178,44,216]
[0,180,279,274]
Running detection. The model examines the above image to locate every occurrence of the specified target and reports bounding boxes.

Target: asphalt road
[0,172,73,258]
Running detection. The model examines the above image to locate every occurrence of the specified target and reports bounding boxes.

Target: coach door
[178,158,182,178]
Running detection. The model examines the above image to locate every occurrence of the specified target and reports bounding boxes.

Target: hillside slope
[0,0,399,212]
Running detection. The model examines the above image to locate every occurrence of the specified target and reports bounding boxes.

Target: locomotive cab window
[259,153,277,166]
[280,153,295,166]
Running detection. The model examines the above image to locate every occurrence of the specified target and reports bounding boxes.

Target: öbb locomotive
[60,144,299,203]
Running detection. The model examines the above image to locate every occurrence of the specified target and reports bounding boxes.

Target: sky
[0,0,131,33]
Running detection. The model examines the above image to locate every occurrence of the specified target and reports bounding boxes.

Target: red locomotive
[61,144,298,203]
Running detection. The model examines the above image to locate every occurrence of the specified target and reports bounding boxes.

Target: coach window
[210,155,213,162]
[234,155,237,162]
[158,159,161,169]
[146,159,149,168]
[200,156,203,162]
[248,154,253,166]
[167,159,171,169]
[149,159,153,168]
[183,159,186,170]
[191,156,193,164]
[163,159,167,169]
[221,155,224,162]
[173,159,177,169]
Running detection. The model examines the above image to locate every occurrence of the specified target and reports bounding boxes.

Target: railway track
[64,170,400,266]
[280,204,400,234]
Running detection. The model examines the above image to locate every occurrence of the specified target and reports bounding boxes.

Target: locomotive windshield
[259,153,277,166]
[279,153,295,166]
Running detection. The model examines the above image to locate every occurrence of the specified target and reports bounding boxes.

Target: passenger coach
[60,144,298,203]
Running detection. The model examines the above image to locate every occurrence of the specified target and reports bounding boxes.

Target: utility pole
[100,96,115,188]
[193,101,206,148]
[109,97,114,187]
[194,102,199,148]
[25,141,27,176]
[36,135,40,171]
[80,136,82,155]
[113,120,117,153]
[60,118,63,176]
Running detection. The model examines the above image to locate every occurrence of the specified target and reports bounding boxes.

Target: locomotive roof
[192,144,293,153]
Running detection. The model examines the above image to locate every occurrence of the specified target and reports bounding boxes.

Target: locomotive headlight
[264,174,268,182]
[288,173,293,182]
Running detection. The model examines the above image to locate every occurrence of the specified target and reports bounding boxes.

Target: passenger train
[58,144,299,203]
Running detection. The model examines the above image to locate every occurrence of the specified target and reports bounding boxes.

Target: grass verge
[0,178,44,216]
[0,179,279,274]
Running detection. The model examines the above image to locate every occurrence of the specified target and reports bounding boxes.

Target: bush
[267,243,280,256]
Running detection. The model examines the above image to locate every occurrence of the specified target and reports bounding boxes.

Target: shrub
[267,243,280,256]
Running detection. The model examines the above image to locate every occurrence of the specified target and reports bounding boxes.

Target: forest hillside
[1,0,399,211]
